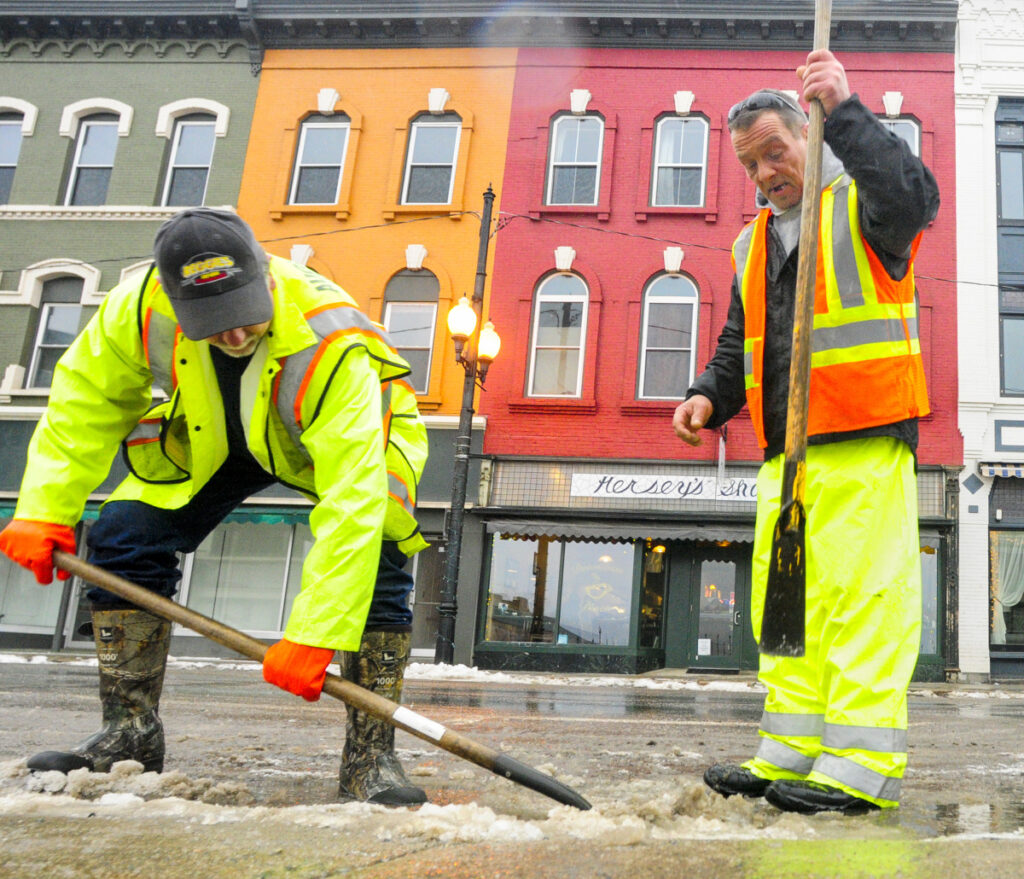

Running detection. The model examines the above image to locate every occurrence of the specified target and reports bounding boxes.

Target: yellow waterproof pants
[743,437,921,808]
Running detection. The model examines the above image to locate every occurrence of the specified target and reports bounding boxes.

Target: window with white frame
[547,115,603,205]
[528,273,588,397]
[651,116,708,207]
[0,113,24,204]
[162,115,216,207]
[26,276,84,389]
[879,118,920,156]
[401,113,461,205]
[289,113,351,205]
[638,274,699,399]
[382,269,439,394]
[997,101,1024,396]
[65,115,119,206]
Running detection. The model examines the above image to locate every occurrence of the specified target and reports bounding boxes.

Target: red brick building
[472,47,960,676]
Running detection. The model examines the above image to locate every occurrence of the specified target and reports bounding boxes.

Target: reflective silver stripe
[829,178,865,309]
[275,305,400,456]
[126,420,160,443]
[905,311,919,340]
[812,317,910,352]
[760,711,824,738]
[306,304,398,350]
[275,345,316,454]
[822,723,907,754]
[388,473,413,514]
[743,350,753,378]
[755,736,815,775]
[814,752,902,802]
[146,312,178,392]
[733,221,757,301]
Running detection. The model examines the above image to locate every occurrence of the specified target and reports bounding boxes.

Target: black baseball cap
[153,208,273,340]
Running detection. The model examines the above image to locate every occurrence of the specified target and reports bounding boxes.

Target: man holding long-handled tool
[673,48,938,815]
[0,207,434,806]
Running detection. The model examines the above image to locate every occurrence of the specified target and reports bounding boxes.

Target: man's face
[202,274,273,357]
[731,111,808,212]
[204,320,271,358]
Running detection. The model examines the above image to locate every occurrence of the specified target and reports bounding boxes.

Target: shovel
[54,550,591,810]
[758,0,832,657]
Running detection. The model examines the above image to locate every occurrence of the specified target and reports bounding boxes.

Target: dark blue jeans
[85,456,413,629]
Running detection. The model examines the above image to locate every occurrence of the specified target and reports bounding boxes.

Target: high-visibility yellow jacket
[15,255,429,651]
[733,174,930,449]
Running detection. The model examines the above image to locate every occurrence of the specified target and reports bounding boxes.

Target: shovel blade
[759,501,806,657]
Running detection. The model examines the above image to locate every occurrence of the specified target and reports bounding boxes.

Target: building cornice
[0,1,957,68]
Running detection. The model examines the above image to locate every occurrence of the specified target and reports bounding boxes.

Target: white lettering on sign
[569,473,757,501]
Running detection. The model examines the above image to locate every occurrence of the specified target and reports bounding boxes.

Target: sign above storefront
[570,473,757,502]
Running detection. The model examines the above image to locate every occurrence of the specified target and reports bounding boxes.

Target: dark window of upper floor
[0,112,24,205]
[289,114,351,205]
[162,114,217,207]
[65,114,119,206]
[26,276,84,389]
[401,113,461,205]
[382,269,440,394]
[546,115,603,206]
[651,115,708,207]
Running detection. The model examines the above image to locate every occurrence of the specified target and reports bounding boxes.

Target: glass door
[664,542,756,671]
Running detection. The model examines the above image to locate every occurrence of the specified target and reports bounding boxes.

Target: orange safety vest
[733,174,930,449]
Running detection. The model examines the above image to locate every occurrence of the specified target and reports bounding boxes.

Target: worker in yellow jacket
[0,207,430,806]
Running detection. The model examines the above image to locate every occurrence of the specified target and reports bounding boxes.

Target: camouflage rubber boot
[337,629,427,806]
[27,608,171,774]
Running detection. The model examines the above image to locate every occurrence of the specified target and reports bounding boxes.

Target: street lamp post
[434,187,500,664]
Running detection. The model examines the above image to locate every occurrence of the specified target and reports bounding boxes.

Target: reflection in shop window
[639,542,667,648]
[484,535,634,647]
[991,530,1024,646]
[920,539,939,654]
[0,518,64,629]
[187,522,291,632]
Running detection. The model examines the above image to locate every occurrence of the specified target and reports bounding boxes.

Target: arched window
[528,273,588,397]
[27,275,84,389]
[382,269,440,394]
[401,113,461,205]
[637,274,699,400]
[289,113,351,205]
[546,115,603,205]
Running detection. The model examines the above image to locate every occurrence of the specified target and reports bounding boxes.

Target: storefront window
[639,542,667,648]
[484,535,635,646]
[0,519,64,630]
[187,522,291,632]
[991,530,1024,646]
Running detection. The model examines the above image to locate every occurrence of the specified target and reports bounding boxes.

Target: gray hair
[727,89,807,136]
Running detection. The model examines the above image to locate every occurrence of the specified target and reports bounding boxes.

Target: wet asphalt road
[3,657,1024,878]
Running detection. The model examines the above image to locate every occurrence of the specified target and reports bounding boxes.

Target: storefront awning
[485,518,752,544]
[980,463,1024,478]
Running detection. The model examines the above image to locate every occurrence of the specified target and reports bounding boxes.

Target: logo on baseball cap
[154,208,273,341]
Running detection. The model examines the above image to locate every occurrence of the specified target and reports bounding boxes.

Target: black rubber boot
[337,629,427,806]
[28,608,171,774]
[765,779,881,815]
[703,763,772,798]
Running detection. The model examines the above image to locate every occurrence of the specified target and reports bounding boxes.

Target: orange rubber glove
[262,638,335,702]
[0,519,77,585]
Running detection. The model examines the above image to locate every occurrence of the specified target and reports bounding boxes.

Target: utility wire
[0,206,993,292]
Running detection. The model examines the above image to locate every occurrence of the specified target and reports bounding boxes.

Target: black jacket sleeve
[685,274,748,430]
[824,95,940,265]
